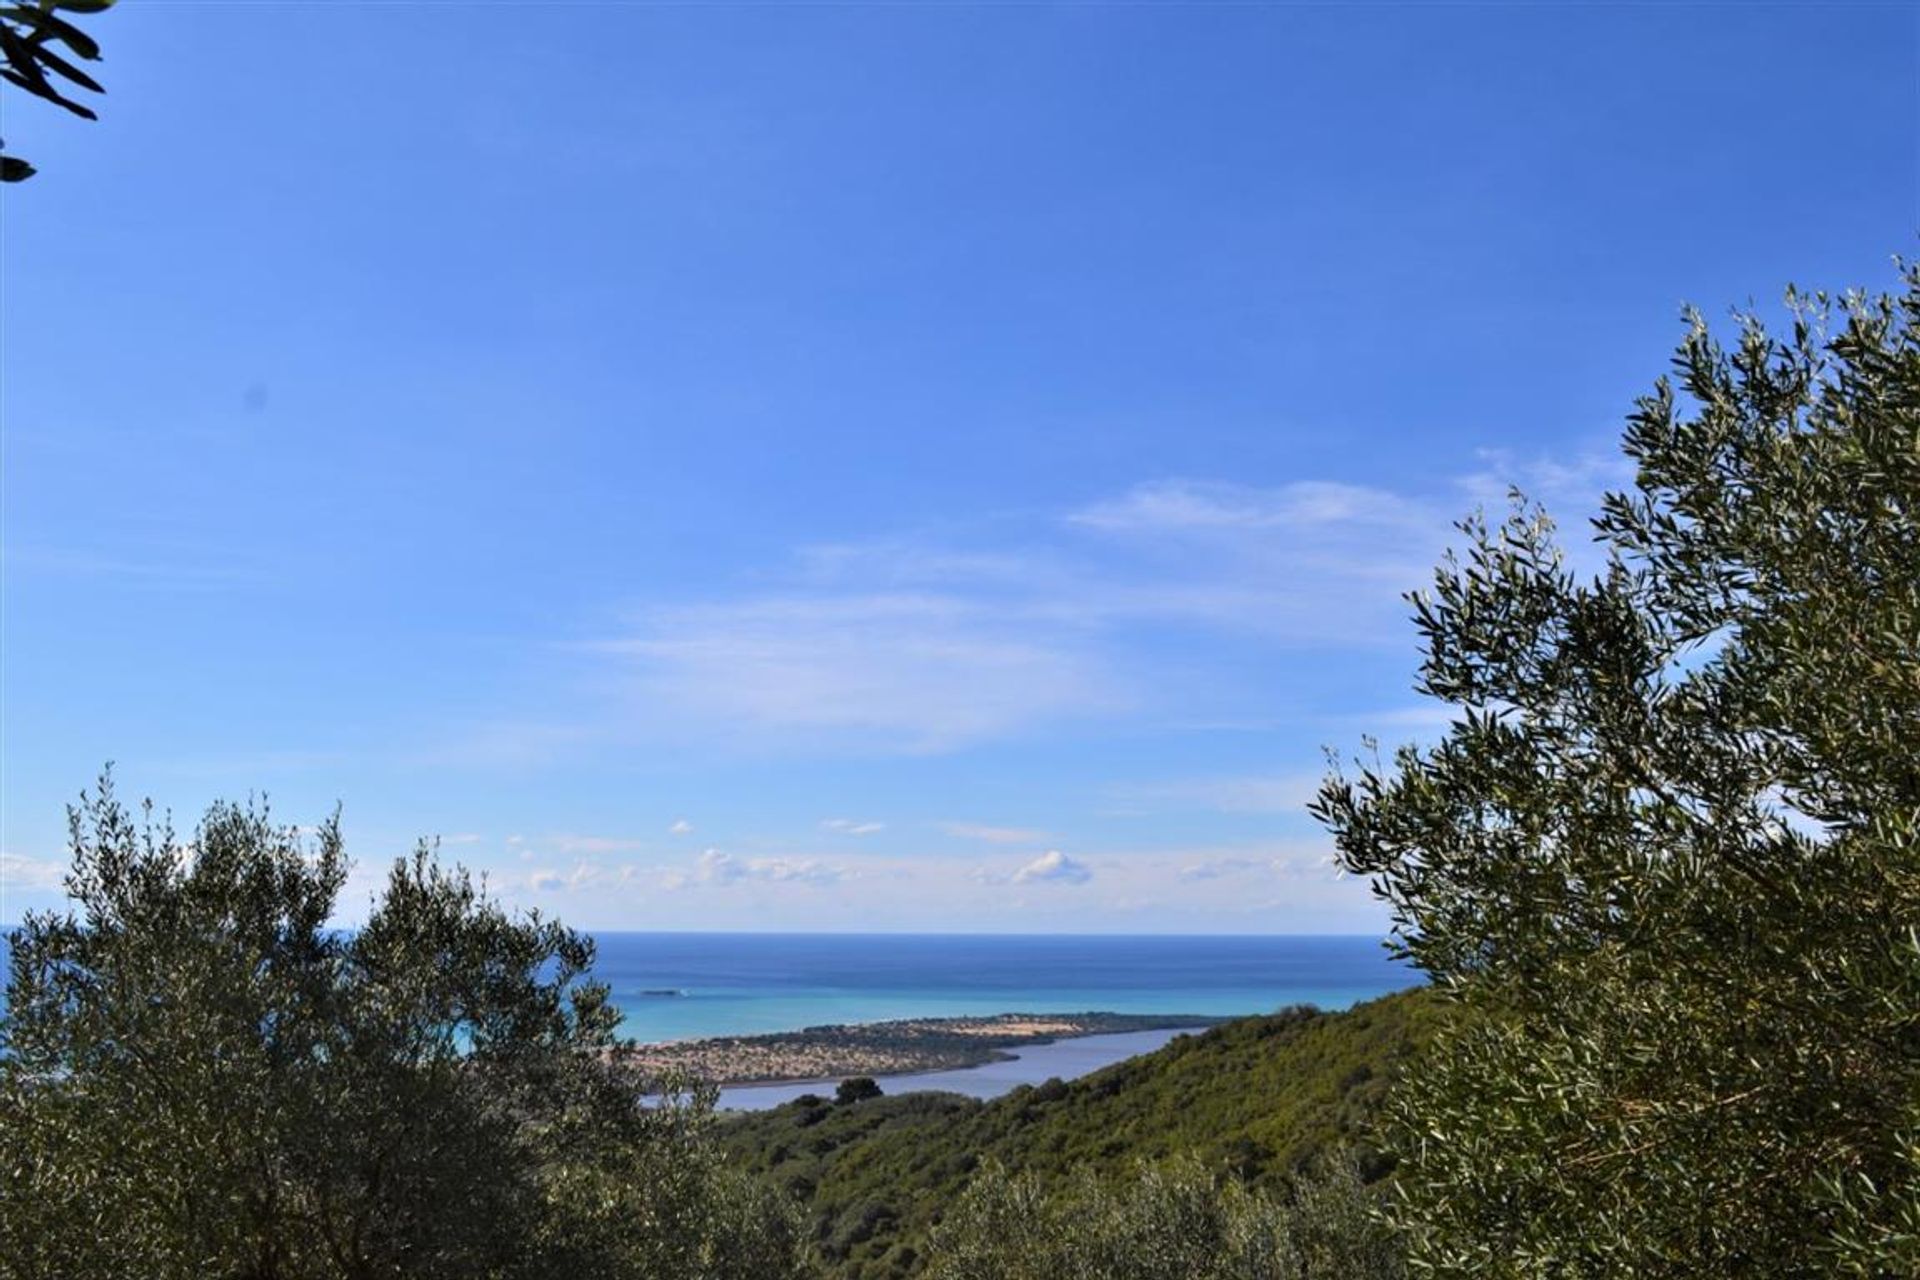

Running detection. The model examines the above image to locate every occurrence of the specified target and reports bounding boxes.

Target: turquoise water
[595,933,1412,1042]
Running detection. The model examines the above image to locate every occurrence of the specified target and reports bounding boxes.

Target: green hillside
[719,987,1441,1279]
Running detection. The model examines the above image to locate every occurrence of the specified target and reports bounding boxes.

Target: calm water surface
[595,933,1412,1041]
[714,1027,1202,1110]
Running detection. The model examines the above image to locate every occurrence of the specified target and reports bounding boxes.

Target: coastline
[615,1011,1226,1088]
[711,1025,1212,1110]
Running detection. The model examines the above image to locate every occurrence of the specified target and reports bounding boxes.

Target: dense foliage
[1316,270,1920,1275]
[0,776,807,1280]
[0,0,112,181]
[722,989,1438,1279]
[927,1156,1400,1280]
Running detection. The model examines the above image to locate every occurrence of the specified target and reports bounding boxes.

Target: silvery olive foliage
[926,1157,1403,1280]
[0,774,808,1280]
[1315,267,1920,1276]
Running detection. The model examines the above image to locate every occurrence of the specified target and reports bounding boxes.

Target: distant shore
[614,1011,1225,1087]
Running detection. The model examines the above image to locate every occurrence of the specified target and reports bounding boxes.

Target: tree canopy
[1316,268,1920,1275]
[926,1156,1400,1280]
[0,774,807,1280]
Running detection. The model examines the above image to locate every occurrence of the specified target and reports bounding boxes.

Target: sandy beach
[614,1011,1224,1087]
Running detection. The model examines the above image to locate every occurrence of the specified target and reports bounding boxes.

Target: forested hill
[718,986,1441,1279]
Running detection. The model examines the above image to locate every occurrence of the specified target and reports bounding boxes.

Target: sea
[594,933,1416,1109]
[596,933,1411,1044]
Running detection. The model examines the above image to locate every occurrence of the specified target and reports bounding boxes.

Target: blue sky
[2,1,1913,932]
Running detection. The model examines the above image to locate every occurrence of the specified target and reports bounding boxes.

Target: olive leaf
[0,0,113,181]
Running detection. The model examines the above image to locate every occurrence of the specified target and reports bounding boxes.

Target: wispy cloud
[1341,704,1459,729]
[1177,856,1260,882]
[1121,772,1324,815]
[1455,448,1633,512]
[1070,479,1424,535]
[460,838,1379,933]
[1178,843,1341,884]
[1061,479,1454,643]
[668,819,694,835]
[593,594,1121,753]
[1,544,267,592]
[144,748,349,779]
[549,833,648,855]
[943,822,1047,845]
[559,450,1622,761]
[821,818,885,836]
[406,722,601,770]
[580,478,1445,756]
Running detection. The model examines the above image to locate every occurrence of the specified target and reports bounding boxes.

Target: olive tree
[1315,268,1920,1275]
[0,773,808,1280]
[1,0,113,181]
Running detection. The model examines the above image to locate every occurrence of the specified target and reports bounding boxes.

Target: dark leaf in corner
[31,41,104,95]
[11,7,102,61]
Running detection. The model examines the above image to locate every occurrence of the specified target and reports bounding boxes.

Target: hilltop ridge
[719,986,1440,1278]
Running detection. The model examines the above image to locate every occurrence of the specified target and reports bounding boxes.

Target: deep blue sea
[593,933,1414,1043]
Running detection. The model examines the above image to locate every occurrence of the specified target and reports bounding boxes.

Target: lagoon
[715,1026,1201,1109]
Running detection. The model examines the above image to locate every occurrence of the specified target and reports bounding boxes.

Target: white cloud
[1,852,67,894]
[1274,852,1345,881]
[1013,849,1092,885]
[677,848,843,889]
[821,818,885,836]
[668,819,693,835]
[563,448,1622,760]
[943,822,1046,845]
[526,862,605,894]
[752,858,843,885]
[688,849,733,884]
